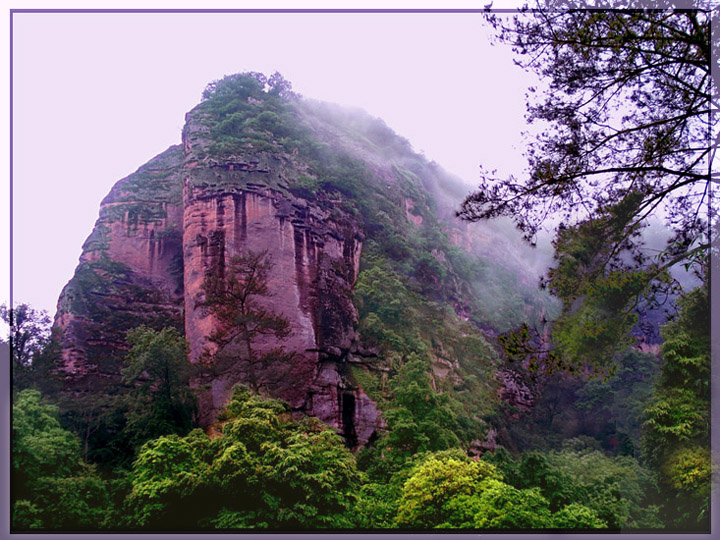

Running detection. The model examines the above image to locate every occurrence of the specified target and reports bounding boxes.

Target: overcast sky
[9,9,535,318]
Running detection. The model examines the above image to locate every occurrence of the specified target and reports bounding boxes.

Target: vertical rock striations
[54,86,382,446]
[180,114,369,430]
[54,146,186,392]
[54,73,552,448]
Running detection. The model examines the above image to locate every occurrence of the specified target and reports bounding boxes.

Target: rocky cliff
[55,145,186,392]
[54,73,553,448]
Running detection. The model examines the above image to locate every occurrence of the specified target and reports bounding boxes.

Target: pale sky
[8,7,535,319]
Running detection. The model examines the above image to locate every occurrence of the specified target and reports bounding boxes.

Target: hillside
[53,72,554,448]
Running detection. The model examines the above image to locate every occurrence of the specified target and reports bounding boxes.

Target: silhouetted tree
[2,303,50,368]
[1,303,60,392]
[459,4,716,373]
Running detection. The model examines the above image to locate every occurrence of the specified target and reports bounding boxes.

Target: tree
[1,303,57,391]
[472,478,554,529]
[126,386,361,530]
[552,503,607,529]
[544,443,662,529]
[481,443,661,530]
[1,303,50,367]
[268,71,300,99]
[201,71,298,102]
[199,250,293,392]
[642,284,710,529]
[395,450,500,528]
[458,5,716,373]
[122,326,196,447]
[394,449,605,530]
[59,391,129,464]
[201,72,266,101]
[11,390,111,530]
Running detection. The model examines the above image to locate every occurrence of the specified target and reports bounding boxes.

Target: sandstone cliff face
[55,146,186,392]
[180,107,377,439]
[55,98,382,446]
[54,77,553,449]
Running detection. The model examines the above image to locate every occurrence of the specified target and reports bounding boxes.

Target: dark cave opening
[341,392,357,448]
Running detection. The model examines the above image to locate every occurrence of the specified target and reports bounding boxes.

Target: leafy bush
[126,386,361,530]
[12,390,112,530]
[395,450,499,528]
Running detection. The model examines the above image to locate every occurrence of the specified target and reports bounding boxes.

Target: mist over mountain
[52,72,557,436]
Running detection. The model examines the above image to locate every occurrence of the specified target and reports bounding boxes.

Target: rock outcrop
[55,145,186,393]
[55,96,382,446]
[54,74,551,449]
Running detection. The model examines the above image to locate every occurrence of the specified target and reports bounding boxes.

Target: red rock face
[185,179,375,432]
[495,368,535,418]
[55,117,382,447]
[54,146,186,391]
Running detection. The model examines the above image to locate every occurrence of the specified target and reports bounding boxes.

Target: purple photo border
[6,4,717,540]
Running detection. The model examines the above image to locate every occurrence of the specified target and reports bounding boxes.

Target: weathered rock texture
[54,80,552,449]
[54,100,382,446]
[55,146,186,392]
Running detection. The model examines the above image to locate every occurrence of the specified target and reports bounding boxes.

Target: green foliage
[122,326,196,447]
[202,72,266,101]
[103,146,183,205]
[643,388,707,443]
[355,480,404,529]
[254,425,360,528]
[359,352,491,479]
[196,72,303,161]
[472,479,553,529]
[481,444,660,530]
[353,248,500,464]
[552,503,607,529]
[573,349,660,456]
[126,386,361,530]
[287,174,320,198]
[460,7,713,374]
[2,303,60,393]
[494,343,663,458]
[393,448,610,530]
[31,475,110,530]
[12,500,44,529]
[58,390,134,467]
[642,284,710,529]
[508,451,581,512]
[125,434,208,528]
[660,446,711,497]
[2,303,51,368]
[354,260,421,352]
[540,204,659,375]
[349,365,384,403]
[544,445,660,529]
[11,390,112,530]
[13,390,83,489]
[395,451,499,528]
[384,357,462,455]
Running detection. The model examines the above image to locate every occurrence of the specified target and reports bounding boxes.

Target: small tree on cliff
[199,250,293,392]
